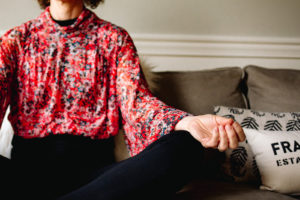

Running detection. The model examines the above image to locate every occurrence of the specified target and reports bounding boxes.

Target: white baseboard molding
[132,34,300,71]
[1,30,300,71]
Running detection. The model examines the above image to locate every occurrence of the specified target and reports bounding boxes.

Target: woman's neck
[50,0,84,20]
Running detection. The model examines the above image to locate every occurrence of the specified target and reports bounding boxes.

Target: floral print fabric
[0,7,191,156]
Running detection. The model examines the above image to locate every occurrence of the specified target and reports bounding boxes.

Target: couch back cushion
[153,67,247,115]
[245,65,300,112]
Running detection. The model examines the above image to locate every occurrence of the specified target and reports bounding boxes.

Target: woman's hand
[175,114,245,151]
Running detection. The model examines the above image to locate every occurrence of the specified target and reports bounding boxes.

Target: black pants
[0,130,204,200]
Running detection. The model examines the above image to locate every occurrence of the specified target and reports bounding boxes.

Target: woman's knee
[171,130,204,165]
[145,130,205,167]
[165,130,204,154]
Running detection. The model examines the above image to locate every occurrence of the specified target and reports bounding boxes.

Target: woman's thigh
[9,134,116,200]
[59,130,204,200]
[0,155,13,196]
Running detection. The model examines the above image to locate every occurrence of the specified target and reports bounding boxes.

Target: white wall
[98,0,300,38]
[0,0,300,70]
[1,0,300,38]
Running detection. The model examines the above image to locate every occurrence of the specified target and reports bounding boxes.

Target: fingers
[214,115,234,126]
[205,127,219,148]
[215,114,246,143]
[232,121,246,142]
[201,125,238,151]
[189,114,244,151]
[218,125,228,152]
[225,124,238,149]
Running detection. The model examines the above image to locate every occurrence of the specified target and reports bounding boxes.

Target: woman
[0,0,245,199]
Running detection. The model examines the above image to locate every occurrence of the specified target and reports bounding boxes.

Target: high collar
[40,6,94,34]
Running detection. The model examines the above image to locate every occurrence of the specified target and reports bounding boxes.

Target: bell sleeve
[116,30,192,156]
[0,33,15,131]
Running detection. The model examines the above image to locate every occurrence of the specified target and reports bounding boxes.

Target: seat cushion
[174,179,299,200]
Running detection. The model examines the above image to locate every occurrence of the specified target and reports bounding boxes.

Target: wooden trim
[131,34,300,71]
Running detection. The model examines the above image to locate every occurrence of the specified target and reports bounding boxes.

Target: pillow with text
[214,105,300,183]
[244,128,300,195]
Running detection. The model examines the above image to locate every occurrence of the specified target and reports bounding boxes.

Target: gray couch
[145,65,300,200]
[1,64,299,199]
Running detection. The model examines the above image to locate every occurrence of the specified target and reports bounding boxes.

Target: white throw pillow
[214,105,300,183]
[244,128,300,195]
[0,106,14,159]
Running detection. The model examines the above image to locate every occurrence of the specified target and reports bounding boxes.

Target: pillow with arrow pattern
[214,105,300,183]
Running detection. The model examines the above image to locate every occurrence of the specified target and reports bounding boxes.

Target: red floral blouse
[0,7,191,156]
